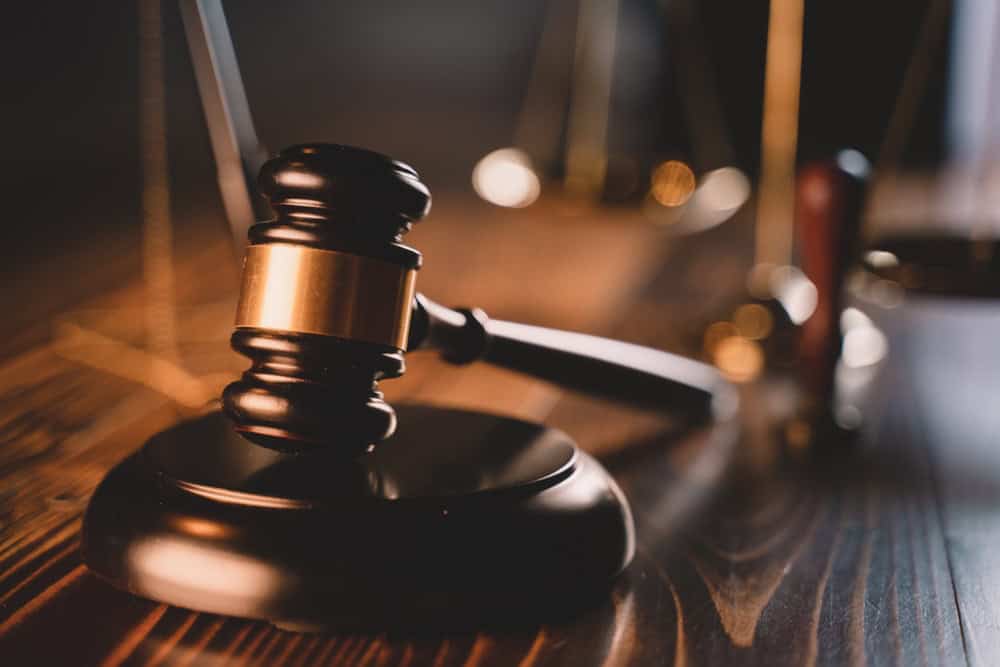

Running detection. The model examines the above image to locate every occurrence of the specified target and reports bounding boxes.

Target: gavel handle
[408,294,735,423]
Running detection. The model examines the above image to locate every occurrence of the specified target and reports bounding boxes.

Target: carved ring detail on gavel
[223,143,733,457]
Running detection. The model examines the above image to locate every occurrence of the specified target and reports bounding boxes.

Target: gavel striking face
[223,144,430,456]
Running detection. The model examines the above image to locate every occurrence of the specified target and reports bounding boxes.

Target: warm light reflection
[713,335,764,383]
[755,0,804,269]
[128,538,282,601]
[644,165,750,232]
[53,322,213,408]
[650,160,696,207]
[785,418,812,451]
[168,516,234,539]
[472,148,541,208]
[703,321,738,356]
[275,168,326,189]
[733,303,774,340]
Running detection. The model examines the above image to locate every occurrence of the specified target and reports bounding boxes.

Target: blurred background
[0,0,960,358]
[0,0,986,435]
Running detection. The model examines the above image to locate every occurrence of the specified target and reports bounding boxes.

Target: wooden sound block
[81,405,634,631]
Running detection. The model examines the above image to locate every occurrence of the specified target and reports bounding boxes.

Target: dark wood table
[0,196,989,665]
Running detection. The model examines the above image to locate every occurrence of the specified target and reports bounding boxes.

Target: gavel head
[222,144,431,456]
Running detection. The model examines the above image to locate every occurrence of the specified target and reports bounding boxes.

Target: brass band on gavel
[234,243,417,350]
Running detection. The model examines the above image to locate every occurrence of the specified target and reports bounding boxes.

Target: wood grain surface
[0,199,990,666]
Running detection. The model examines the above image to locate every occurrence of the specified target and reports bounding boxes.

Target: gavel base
[81,405,635,631]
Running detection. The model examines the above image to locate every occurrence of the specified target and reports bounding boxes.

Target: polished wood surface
[0,197,987,665]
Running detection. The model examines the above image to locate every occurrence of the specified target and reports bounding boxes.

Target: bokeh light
[650,160,696,207]
[713,335,764,383]
[698,166,750,214]
[840,307,888,368]
[864,250,900,269]
[703,320,738,356]
[647,164,751,232]
[768,265,818,325]
[732,303,774,340]
[472,148,541,208]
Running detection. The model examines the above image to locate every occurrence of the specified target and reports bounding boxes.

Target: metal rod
[140,0,178,360]
[180,0,269,253]
[753,0,805,289]
[564,0,620,199]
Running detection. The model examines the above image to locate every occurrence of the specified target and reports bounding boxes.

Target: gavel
[83,142,737,629]
[223,143,732,457]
